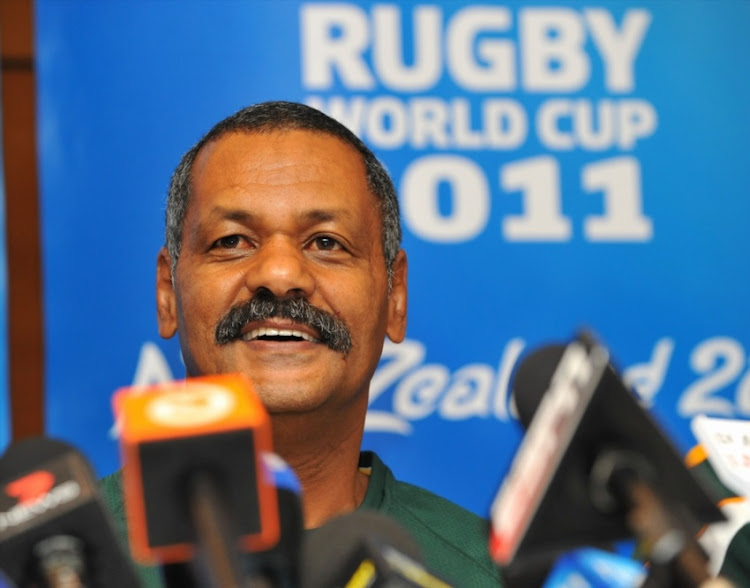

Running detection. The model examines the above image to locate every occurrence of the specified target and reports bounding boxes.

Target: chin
[256,388,329,416]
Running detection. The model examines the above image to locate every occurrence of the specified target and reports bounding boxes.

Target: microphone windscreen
[0,436,139,587]
[493,334,725,570]
[113,373,280,564]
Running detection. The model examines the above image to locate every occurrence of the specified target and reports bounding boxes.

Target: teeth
[242,327,319,343]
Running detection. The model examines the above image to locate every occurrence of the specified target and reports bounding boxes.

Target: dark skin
[155,129,408,528]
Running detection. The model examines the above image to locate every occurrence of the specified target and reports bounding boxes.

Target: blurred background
[1,0,749,518]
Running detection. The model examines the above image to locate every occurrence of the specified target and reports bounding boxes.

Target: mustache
[214,292,353,354]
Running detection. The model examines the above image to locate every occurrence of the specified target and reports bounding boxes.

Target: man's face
[156,130,407,415]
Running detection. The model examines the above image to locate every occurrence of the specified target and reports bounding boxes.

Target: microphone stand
[185,471,272,588]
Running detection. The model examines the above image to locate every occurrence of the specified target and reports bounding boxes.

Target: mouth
[241,326,320,344]
[215,294,353,354]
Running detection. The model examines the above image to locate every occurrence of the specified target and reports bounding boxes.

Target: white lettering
[440,364,494,419]
[401,155,489,242]
[367,340,425,434]
[446,7,515,91]
[521,8,589,92]
[584,9,651,92]
[617,99,657,149]
[364,337,750,435]
[308,96,528,150]
[366,97,409,148]
[536,98,657,151]
[536,99,574,149]
[301,5,652,94]
[502,156,572,241]
[394,365,450,420]
[583,157,653,241]
[301,4,374,89]
[366,339,527,433]
[485,100,527,149]
[679,338,744,417]
[452,99,483,148]
[132,342,174,387]
[576,99,617,150]
[493,338,526,420]
[410,98,450,148]
[623,338,675,407]
[372,5,442,91]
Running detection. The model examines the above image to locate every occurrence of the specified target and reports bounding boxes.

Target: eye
[211,235,243,249]
[312,236,343,251]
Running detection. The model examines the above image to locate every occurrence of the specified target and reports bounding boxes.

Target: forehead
[189,129,378,214]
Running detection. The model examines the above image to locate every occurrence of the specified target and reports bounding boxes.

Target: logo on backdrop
[131,334,750,438]
[301,3,656,245]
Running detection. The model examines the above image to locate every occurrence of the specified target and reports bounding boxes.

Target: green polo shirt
[356,451,503,585]
[99,451,503,586]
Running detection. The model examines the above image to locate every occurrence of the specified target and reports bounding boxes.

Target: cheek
[178,267,239,315]
[341,289,390,342]
[176,283,225,341]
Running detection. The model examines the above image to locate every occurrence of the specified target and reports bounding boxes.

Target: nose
[244,236,315,299]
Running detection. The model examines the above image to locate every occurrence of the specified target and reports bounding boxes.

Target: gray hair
[165,101,402,285]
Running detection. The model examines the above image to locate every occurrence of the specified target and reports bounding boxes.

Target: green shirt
[99,451,503,587]
[356,451,502,585]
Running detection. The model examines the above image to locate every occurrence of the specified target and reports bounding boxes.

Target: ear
[385,250,408,343]
[156,247,178,339]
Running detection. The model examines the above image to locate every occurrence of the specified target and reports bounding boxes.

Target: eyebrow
[303,209,344,223]
[210,207,253,223]
[206,206,354,224]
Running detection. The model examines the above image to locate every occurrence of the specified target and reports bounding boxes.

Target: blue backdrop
[36,1,750,517]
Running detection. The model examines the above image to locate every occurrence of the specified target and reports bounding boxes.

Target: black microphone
[302,509,454,588]
[0,436,141,587]
[489,333,726,587]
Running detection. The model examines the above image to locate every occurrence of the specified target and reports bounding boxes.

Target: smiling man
[103,101,502,586]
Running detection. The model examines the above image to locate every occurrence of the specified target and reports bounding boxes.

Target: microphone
[301,509,454,588]
[490,333,726,586]
[0,437,140,587]
[113,373,281,587]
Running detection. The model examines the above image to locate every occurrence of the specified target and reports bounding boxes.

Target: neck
[270,411,369,529]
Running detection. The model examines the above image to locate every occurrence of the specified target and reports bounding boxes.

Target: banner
[36,1,750,516]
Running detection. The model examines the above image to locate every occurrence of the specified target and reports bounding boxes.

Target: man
[101,101,503,586]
